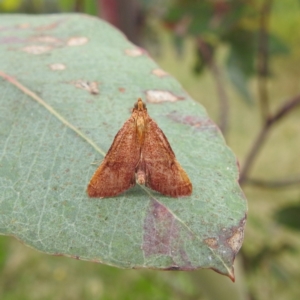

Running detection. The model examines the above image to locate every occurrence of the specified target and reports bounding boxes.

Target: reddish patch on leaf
[142,199,193,269]
[118,87,126,93]
[167,111,220,136]
[0,37,25,44]
[167,111,219,135]
[0,24,30,31]
[35,21,63,31]
[143,200,178,257]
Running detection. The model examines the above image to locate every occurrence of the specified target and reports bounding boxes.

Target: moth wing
[142,119,192,197]
[87,118,140,197]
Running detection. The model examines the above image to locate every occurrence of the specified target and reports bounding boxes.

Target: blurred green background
[0,0,300,299]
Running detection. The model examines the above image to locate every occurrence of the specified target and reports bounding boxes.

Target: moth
[87,98,192,198]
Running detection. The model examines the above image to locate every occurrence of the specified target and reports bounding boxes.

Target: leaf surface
[0,14,247,280]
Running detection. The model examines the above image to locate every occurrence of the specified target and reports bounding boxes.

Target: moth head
[134,98,147,111]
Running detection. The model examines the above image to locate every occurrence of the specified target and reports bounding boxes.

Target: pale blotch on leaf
[152,68,169,77]
[30,36,61,44]
[125,48,144,57]
[17,23,31,29]
[227,223,245,254]
[22,45,52,55]
[146,90,184,103]
[49,63,66,71]
[70,79,99,95]
[67,36,88,46]
[204,238,218,249]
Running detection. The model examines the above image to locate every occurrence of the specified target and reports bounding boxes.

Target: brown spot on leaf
[22,45,52,55]
[152,68,169,77]
[226,217,246,254]
[167,111,219,135]
[69,79,99,95]
[29,35,62,45]
[16,23,31,29]
[167,111,214,128]
[212,215,246,264]
[49,63,66,71]
[0,37,25,44]
[35,21,63,31]
[118,87,126,93]
[204,238,218,249]
[142,199,192,269]
[145,90,184,103]
[125,48,144,57]
[67,36,88,46]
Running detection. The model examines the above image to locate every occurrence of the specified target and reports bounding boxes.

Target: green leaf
[226,50,253,104]
[267,33,290,56]
[275,205,300,231]
[224,28,255,77]
[223,28,255,104]
[0,14,247,280]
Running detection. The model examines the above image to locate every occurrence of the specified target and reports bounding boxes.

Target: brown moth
[87,98,192,198]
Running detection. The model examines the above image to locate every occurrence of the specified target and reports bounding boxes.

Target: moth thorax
[136,116,145,144]
[136,170,146,185]
[136,116,145,129]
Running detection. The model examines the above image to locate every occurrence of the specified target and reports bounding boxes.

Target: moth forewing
[87,98,192,198]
